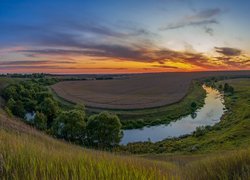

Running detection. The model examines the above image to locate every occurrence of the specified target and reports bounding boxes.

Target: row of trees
[219,83,234,94]
[2,79,122,148]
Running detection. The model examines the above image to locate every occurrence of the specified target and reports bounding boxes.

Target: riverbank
[119,78,250,154]
[121,85,225,144]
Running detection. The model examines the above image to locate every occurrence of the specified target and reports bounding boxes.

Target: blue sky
[0,0,250,73]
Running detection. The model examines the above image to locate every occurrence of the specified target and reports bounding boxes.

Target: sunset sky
[1,0,250,74]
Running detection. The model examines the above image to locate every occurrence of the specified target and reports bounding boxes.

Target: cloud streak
[215,47,242,56]
[160,8,222,30]
[0,60,75,66]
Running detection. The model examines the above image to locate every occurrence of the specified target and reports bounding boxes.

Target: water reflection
[121,86,225,145]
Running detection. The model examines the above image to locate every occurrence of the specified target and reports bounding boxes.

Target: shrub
[34,112,47,130]
[52,109,86,144]
[193,126,206,137]
[86,112,122,148]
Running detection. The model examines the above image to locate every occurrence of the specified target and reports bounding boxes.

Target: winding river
[121,85,225,145]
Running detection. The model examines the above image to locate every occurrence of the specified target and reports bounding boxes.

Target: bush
[193,126,206,137]
[52,109,86,143]
[34,112,47,130]
[86,112,122,148]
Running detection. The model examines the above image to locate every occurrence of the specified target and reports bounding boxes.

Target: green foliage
[34,111,47,130]
[7,98,25,118]
[1,79,124,148]
[52,109,86,143]
[193,126,206,137]
[224,83,230,91]
[86,112,122,148]
[190,101,197,111]
[39,97,59,127]
[2,80,59,128]
[2,85,18,100]
[224,83,234,94]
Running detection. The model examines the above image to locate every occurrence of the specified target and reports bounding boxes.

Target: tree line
[1,79,122,149]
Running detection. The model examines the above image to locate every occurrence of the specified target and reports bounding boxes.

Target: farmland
[52,71,250,110]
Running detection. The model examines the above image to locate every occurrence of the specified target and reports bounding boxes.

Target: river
[121,85,225,145]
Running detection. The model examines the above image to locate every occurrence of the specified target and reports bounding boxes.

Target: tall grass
[1,125,250,179]
[184,150,250,179]
[0,128,178,179]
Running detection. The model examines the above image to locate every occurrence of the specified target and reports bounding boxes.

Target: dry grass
[0,110,179,179]
[0,111,249,179]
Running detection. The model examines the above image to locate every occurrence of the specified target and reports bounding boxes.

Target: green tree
[86,112,122,148]
[193,126,206,137]
[34,111,47,130]
[228,86,234,94]
[191,102,197,111]
[39,97,58,127]
[2,85,18,100]
[224,83,229,92]
[52,109,86,143]
[23,98,37,112]
[6,98,15,110]
[11,100,25,118]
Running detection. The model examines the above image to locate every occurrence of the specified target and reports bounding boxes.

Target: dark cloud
[0,60,75,66]
[0,18,154,48]
[0,65,128,70]
[215,47,242,56]
[19,45,216,69]
[192,8,222,19]
[160,19,218,30]
[151,65,180,69]
[204,26,214,36]
[160,8,222,30]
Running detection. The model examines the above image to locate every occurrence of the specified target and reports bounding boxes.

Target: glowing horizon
[1,0,250,74]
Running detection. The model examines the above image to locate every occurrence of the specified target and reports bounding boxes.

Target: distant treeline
[0,73,48,78]
[0,73,117,81]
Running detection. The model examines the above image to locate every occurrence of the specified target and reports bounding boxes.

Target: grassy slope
[0,110,178,179]
[123,78,250,154]
[0,100,249,179]
[0,78,177,179]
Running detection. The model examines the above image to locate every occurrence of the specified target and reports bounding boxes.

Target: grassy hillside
[0,109,178,179]
[0,108,249,179]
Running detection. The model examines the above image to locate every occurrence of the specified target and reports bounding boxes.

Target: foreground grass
[1,112,250,179]
[184,149,250,179]
[0,114,178,179]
